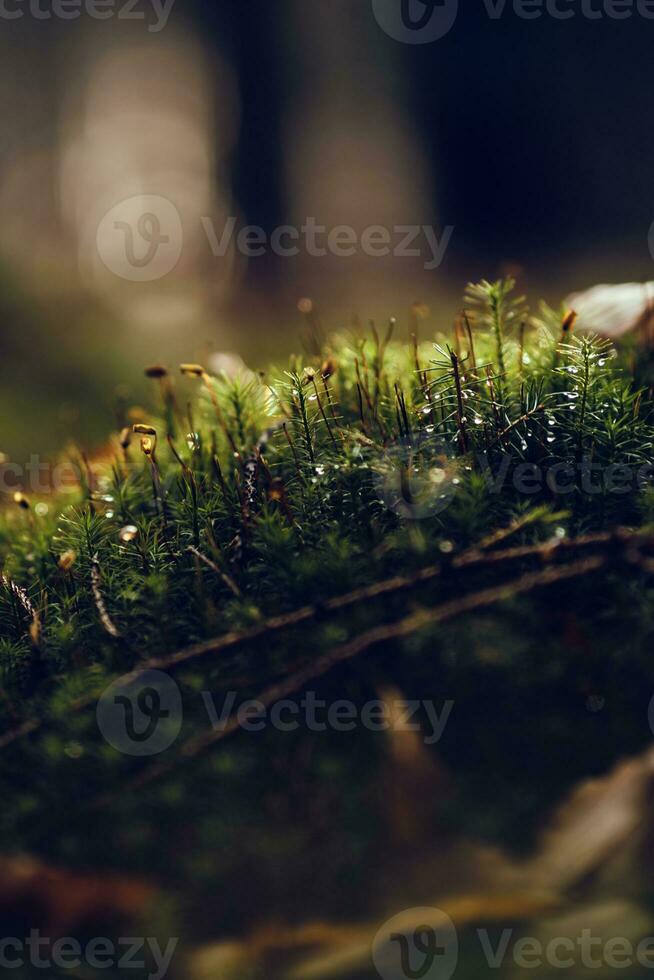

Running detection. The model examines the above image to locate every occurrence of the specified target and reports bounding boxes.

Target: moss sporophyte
[3,278,654,917]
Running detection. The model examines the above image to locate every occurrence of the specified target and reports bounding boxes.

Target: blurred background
[2,0,654,459]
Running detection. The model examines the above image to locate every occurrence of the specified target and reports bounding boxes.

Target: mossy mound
[2,279,654,949]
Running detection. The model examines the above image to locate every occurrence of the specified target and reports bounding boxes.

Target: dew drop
[119,525,139,543]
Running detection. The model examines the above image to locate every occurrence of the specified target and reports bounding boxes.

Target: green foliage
[3,279,654,933]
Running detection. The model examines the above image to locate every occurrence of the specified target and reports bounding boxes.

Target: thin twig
[0,718,40,750]
[1,528,647,752]
[486,404,545,451]
[1,574,40,645]
[106,554,606,799]
[476,510,566,551]
[1,574,35,620]
[90,555,120,639]
[186,546,242,598]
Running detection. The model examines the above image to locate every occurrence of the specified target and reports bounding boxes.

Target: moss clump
[2,279,654,936]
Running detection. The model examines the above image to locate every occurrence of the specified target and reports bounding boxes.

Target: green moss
[2,279,654,933]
